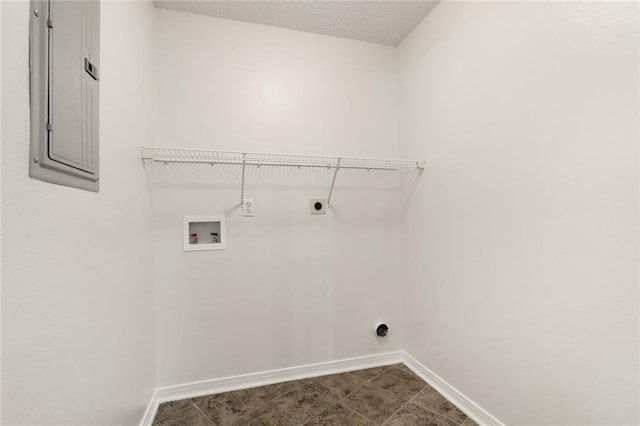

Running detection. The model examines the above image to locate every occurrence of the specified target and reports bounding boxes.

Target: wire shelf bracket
[141,146,425,207]
[327,157,341,207]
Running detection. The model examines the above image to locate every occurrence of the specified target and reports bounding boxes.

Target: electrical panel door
[30,0,100,192]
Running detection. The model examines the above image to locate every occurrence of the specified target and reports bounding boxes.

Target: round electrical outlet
[310,198,327,215]
[376,323,389,337]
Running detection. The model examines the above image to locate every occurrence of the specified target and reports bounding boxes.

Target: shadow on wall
[143,159,424,218]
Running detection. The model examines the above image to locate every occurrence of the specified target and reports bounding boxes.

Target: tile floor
[152,364,479,425]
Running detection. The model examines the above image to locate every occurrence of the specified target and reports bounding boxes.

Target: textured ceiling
[153,1,440,46]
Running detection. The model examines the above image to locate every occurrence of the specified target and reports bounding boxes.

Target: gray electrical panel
[30,0,100,192]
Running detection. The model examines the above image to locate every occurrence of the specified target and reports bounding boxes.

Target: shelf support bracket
[327,157,341,207]
[141,147,153,160]
[240,152,247,206]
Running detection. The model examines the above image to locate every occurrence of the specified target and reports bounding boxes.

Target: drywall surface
[153,0,440,47]
[0,2,3,421]
[1,1,157,424]
[153,8,406,387]
[399,2,639,424]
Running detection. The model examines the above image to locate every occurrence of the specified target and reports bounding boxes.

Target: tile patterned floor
[152,364,479,426]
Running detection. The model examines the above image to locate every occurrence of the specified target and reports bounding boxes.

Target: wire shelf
[142,146,425,207]
[141,147,425,171]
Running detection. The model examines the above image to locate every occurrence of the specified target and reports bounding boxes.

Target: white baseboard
[140,351,503,426]
[140,351,403,426]
[401,352,504,426]
[139,388,160,426]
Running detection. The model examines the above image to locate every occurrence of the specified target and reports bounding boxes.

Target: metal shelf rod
[146,159,400,171]
[141,147,425,208]
[141,147,425,170]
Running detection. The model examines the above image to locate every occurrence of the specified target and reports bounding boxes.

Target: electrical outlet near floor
[242,199,254,217]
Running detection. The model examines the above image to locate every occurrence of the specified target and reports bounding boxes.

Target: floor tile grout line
[343,365,419,404]
[340,386,410,424]
[190,401,215,426]
[378,384,427,425]
[300,372,375,425]
[256,382,336,426]
[331,369,392,423]
[300,401,380,426]
[348,365,393,383]
[335,376,368,402]
[330,374,392,424]
[410,386,468,424]
[367,365,425,402]
[368,379,421,404]
[338,401,384,425]
[370,366,468,424]
[308,367,392,406]
[189,383,296,426]
[299,402,341,426]
[152,403,193,424]
[300,367,382,400]
[338,366,426,424]
[414,400,468,425]
[421,406,467,425]
[342,404,383,426]
[343,404,383,425]
[254,380,317,424]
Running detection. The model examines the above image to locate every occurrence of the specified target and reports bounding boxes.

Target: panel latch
[84,57,99,81]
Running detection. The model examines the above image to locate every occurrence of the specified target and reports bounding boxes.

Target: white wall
[153,8,407,387]
[1,1,157,424]
[0,1,3,419]
[399,2,639,424]
[3,2,638,423]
